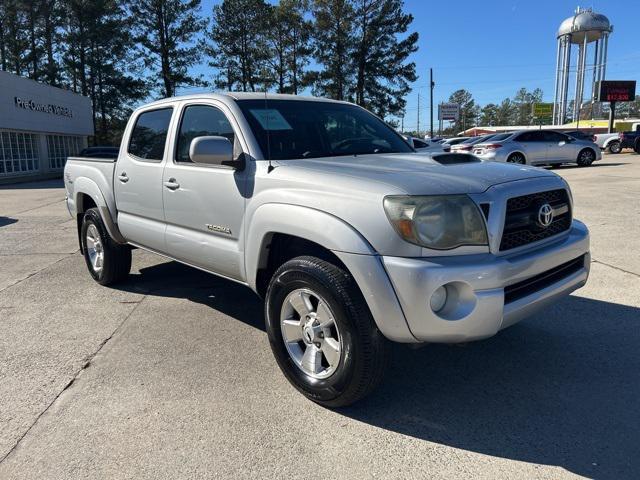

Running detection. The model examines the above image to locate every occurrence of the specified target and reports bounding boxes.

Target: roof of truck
[141,92,348,109]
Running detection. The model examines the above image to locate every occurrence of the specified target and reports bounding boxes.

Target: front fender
[245,203,375,290]
[73,177,126,244]
[245,203,416,342]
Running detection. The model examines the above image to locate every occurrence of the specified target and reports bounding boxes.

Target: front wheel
[265,256,388,407]
[607,141,621,154]
[81,208,131,285]
[577,148,595,166]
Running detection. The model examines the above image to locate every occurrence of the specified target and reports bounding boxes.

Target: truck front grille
[499,189,571,251]
[504,255,585,304]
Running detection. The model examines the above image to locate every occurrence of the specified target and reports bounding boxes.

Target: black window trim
[126,106,174,163]
[172,101,244,169]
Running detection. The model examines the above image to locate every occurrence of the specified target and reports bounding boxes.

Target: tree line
[443,87,544,134]
[440,87,640,136]
[0,0,418,144]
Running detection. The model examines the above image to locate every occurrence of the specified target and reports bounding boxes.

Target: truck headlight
[383,195,488,250]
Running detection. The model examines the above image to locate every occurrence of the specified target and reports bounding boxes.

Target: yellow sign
[532,103,553,118]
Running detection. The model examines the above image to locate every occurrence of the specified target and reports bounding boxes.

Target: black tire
[507,152,526,164]
[265,256,389,407]
[607,141,621,154]
[577,148,596,166]
[80,208,131,286]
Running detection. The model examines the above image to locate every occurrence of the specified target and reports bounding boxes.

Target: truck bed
[64,156,118,224]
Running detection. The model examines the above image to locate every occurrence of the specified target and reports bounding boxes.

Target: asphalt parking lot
[1,154,639,479]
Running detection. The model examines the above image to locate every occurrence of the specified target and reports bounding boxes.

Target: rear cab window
[127,107,173,161]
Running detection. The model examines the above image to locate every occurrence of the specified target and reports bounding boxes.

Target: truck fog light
[430,286,448,313]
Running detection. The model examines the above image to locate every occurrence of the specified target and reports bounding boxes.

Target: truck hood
[278,153,556,195]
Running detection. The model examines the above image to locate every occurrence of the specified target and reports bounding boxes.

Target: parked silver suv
[473,130,601,166]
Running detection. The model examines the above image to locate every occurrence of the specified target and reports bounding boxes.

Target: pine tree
[496,98,516,125]
[1,1,30,76]
[311,0,355,101]
[513,87,543,125]
[283,0,313,94]
[352,0,418,118]
[208,0,271,92]
[449,89,479,133]
[61,0,147,143]
[40,0,62,86]
[264,0,313,94]
[131,0,206,98]
[480,103,499,126]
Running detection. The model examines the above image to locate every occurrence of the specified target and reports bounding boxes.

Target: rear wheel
[81,208,131,285]
[265,256,388,407]
[577,148,595,166]
[507,152,526,164]
[607,141,621,154]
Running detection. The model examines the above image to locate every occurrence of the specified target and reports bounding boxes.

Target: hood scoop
[431,153,481,165]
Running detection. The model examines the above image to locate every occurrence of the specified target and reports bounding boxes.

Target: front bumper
[381,220,590,343]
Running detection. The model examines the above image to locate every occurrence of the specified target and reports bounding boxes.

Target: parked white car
[473,130,601,166]
[405,136,450,153]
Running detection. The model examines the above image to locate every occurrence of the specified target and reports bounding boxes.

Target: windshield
[236,99,413,160]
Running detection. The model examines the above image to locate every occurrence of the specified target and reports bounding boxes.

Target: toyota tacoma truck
[64,93,590,407]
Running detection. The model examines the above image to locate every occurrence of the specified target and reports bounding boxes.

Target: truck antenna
[264,90,275,173]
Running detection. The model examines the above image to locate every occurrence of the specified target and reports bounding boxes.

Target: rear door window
[128,108,173,161]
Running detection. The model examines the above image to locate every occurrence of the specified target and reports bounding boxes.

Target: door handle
[118,172,129,183]
[164,178,180,190]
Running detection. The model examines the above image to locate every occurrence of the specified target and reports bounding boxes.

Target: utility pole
[416,91,420,136]
[429,68,434,139]
[608,101,616,133]
[401,112,404,133]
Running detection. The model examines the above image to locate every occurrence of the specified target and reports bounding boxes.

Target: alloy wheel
[85,224,104,273]
[508,153,525,164]
[280,288,342,379]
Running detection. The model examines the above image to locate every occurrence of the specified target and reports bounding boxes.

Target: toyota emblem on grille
[537,203,554,228]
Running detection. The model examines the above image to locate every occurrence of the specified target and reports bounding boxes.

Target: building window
[47,135,82,170]
[0,131,40,176]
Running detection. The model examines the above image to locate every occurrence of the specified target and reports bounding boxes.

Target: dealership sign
[596,81,636,103]
[438,103,460,121]
[14,96,73,117]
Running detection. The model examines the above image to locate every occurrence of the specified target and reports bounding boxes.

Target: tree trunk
[43,1,56,85]
[157,1,173,97]
[28,2,38,80]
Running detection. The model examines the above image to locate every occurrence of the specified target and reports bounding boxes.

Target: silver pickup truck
[64,93,590,406]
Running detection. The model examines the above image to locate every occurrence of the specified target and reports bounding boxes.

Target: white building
[0,71,93,184]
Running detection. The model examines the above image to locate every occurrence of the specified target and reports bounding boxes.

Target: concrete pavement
[0,156,639,479]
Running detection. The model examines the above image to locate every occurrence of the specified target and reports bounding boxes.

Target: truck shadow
[118,259,639,479]
[0,216,18,227]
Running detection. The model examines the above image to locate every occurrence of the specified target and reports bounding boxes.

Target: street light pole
[417,91,420,137]
[430,68,434,139]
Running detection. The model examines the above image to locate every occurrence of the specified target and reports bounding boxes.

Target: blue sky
[193,0,640,131]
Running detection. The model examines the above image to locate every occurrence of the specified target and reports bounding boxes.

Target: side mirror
[189,136,234,166]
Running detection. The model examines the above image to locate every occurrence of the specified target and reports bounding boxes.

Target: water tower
[553,7,613,125]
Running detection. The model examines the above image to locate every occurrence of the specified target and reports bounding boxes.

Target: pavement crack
[592,259,640,278]
[11,198,66,216]
[0,251,79,294]
[0,296,146,465]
